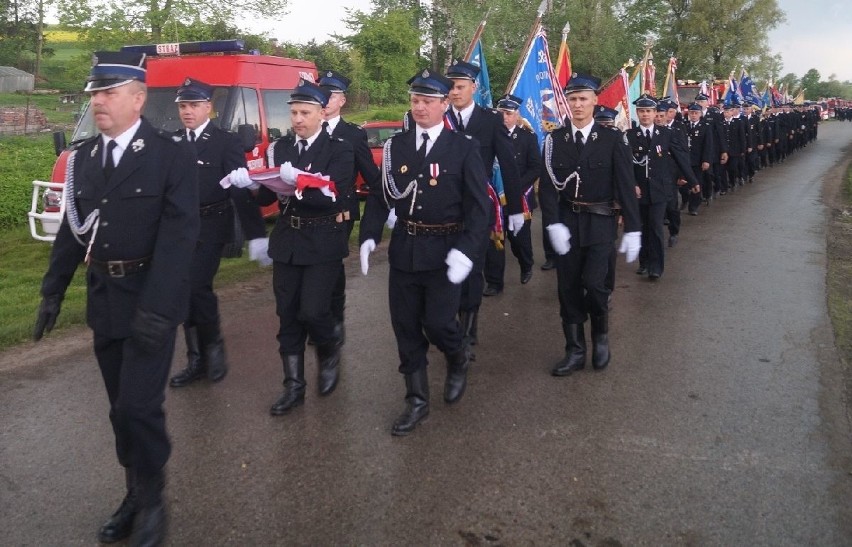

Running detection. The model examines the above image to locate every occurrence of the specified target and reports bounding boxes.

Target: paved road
[3,122,852,546]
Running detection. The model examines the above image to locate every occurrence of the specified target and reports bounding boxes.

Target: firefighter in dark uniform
[233,80,355,415]
[539,73,641,376]
[483,93,540,293]
[684,102,715,215]
[722,100,748,194]
[359,69,490,436]
[661,98,687,247]
[33,52,199,545]
[168,77,268,388]
[319,70,381,338]
[695,93,728,208]
[444,59,524,349]
[592,105,621,295]
[628,94,699,280]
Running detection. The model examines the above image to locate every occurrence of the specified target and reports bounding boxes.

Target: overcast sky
[263,0,852,82]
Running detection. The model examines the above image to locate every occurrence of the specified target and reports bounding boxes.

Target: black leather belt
[282,213,341,229]
[398,219,463,236]
[199,199,231,217]
[89,256,152,278]
[561,200,619,216]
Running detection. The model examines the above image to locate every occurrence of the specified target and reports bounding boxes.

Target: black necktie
[645,129,653,149]
[297,139,308,161]
[322,121,329,134]
[456,111,465,132]
[189,130,196,142]
[416,132,429,166]
[103,140,117,180]
[574,130,584,154]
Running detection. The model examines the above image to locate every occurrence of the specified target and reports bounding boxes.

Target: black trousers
[639,201,667,276]
[186,238,225,327]
[689,166,712,212]
[94,332,176,476]
[389,266,464,374]
[459,207,495,312]
[665,187,681,236]
[484,216,533,290]
[273,259,340,355]
[331,220,356,322]
[556,241,611,324]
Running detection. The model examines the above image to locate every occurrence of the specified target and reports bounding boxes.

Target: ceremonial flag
[771,84,784,107]
[662,56,680,106]
[794,89,805,105]
[761,86,771,111]
[723,71,739,105]
[554,22,572,89]
[627,68,642,124]
[468,39,493,108]
[597,68,632,131]
[643,58,656,95]
[508,24,570,146]
[739,68,763,108]
[464,36,505,209]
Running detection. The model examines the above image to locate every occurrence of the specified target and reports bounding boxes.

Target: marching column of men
[31,48,828,544]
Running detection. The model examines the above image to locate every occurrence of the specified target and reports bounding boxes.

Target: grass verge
[0,226,267,350]
[826,163,852,366]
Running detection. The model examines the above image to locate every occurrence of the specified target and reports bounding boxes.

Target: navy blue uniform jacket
[41,117,200,338]
[626,125,698,204]
[360,128,491,272]
[539,124,641,247]
[258,131,354,265]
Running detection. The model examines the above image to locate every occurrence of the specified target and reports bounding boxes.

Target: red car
[355,120,404,197]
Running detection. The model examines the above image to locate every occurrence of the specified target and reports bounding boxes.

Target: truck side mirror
[53,131,67,157]
[237,124,257,153]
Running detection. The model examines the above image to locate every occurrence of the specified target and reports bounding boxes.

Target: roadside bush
[0,134,56,229]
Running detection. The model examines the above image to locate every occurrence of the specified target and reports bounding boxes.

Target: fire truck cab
[29,39,316,242]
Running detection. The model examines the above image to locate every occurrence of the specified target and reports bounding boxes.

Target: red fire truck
[29,39,316,242]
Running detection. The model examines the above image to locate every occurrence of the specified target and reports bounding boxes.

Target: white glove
[248,237,272,266]
[546,223,571,255]
[445,248,473,284]
[618,231,641,263]
[360,239,376,275]
[386,207,397,229]
[507,213,526,237]
[279,161,304,185]
[319,186,336,201]
[229,167,258,190]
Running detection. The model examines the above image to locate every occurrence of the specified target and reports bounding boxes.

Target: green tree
[655,0,785,81]
[1,0,54,73]
[56,0,289,44]
[343,8,421,105]
[799,68,820,99]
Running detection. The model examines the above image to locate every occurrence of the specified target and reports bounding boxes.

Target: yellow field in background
[44,29,79,42]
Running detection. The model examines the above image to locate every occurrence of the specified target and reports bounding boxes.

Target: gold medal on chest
[429,178,438,186]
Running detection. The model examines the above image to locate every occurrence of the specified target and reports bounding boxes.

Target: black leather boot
[551,322,586,376]
[459,308,479,361]
[590,314,611,370]
[392,368,430,436]
[129,471,166,547]
[270,354,305,415]
[197,321,228,383]
[443,347,470,404]
[97,467,137,543]
[168,326,205,387]
[316,327,342,396]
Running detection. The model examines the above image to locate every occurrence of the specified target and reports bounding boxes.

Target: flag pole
[506,0,549,93]
[463,8,491,62]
